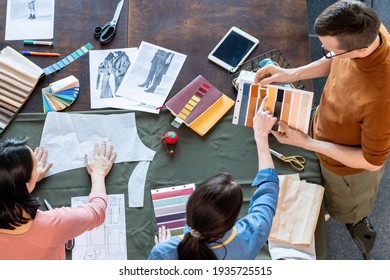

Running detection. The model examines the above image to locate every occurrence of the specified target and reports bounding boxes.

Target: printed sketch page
[71,194,127,260]
[89,48,158,114]
[5,0,55,40]
[116,41,187,108]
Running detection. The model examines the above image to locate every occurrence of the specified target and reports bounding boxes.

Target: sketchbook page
[115,41,187,108]
[5,0,55,40]
[89,47,158,114]
[71,194,127,260]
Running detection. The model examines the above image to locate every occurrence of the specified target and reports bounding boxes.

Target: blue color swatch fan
[42,75,79,112]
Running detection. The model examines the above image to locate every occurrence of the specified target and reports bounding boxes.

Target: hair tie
[190,228,202,239]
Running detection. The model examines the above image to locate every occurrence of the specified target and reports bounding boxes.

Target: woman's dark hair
[314,0,380,50]
[0,138,40,230]
[177,172,243,259]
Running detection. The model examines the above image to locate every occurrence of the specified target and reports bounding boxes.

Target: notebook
[165,75,235,136]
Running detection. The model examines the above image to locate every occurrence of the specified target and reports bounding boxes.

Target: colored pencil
[22,51,60,57]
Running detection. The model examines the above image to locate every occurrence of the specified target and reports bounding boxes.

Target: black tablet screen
[211,31,256,68]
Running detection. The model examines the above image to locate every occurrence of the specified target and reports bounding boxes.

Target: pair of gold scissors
[44,199,75,251]
[269,148,306,172]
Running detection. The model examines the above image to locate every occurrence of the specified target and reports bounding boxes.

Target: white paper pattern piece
[71,194,127,260]
[5,0,55,40]
[40,112,156,177]
[128,161,151,208]
[116,41,187,108]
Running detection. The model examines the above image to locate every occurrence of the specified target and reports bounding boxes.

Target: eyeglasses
[321,45,360,59]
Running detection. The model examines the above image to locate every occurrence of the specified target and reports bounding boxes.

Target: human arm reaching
[85,141,117,194]
[252,97,278,170]
[254,58,332,85]
[272,121,383,171]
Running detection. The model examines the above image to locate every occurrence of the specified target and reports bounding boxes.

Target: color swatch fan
[151,184,196,236]
[42,75,79,112]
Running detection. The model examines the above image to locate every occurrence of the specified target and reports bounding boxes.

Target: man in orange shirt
[255,0,390,259]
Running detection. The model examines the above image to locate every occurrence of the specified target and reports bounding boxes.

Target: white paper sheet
[5,0,55,40]
[89,48,158,114]
[71,194,127,260]
[40,112,155,177]
[115,41,187,108]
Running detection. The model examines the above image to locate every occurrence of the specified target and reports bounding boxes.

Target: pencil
[23,40,54,46]
[22,51,60,57]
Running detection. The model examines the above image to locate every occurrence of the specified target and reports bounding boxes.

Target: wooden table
[0,0,312,113]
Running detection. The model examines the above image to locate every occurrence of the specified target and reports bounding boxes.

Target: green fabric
[0,109,327,259]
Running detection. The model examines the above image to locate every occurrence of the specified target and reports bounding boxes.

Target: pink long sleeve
[0,192,107,260]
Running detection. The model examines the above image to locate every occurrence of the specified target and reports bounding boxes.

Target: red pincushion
[164,131,178,144]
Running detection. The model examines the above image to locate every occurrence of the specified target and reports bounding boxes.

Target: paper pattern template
[151,184,195,236]
[39,112,156,177]
[116,41,187,108]
[71,194,127,260]
[5,0,55,40]
[233,81,313,134]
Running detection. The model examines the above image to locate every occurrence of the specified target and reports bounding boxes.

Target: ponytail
[177,232,217,260]
[177,172,243,260]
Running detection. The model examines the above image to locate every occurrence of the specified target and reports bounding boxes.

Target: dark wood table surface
[0,0,312,113]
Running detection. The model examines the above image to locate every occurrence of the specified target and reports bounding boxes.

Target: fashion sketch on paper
[138,49,174,93]
[96,51,130,99]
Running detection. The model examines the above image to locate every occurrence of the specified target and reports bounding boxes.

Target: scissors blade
[44,199,53,210]
[269,148,284,159]
[111,0,124,24]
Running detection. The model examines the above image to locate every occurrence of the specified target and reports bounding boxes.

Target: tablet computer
[208,26,259,72]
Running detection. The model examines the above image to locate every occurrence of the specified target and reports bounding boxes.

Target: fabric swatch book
[151,184,196,237]
[0,46,44,135]
[232,80,314,134]
[165,75,235,136]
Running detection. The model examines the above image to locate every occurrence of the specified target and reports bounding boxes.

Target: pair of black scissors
[44,199,75,251]
[93,0,124,44]
[270,148,306,172]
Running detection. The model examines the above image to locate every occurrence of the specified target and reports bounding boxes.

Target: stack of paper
[42,75,79,112]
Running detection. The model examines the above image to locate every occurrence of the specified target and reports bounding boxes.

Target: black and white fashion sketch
[115,41,186,108]
[138,49,174,93]
[28,0,36,19]
[97,51,130,99]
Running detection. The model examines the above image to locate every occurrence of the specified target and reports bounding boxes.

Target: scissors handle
[100,25,116,44]
[285,155,306,172]
[93,22,116,44]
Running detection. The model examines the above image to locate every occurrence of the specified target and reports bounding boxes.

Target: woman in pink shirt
[0,138,116,259]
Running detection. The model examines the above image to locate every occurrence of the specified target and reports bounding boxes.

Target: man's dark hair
[314,0,380,50]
